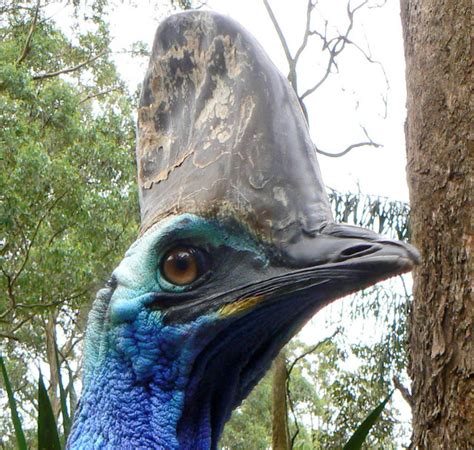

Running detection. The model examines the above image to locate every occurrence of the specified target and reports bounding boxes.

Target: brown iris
[161,247,204,286]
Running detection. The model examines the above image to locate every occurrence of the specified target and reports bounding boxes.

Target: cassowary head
[69,11,419,450]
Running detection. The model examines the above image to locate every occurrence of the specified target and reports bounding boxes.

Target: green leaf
[0,355,28,450]
[37,372,62,450]
[342,390,394,450]
[54,340,71,439]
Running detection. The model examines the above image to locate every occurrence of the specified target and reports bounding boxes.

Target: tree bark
[400,0,473,448]
[45,313,60,417]
[272,351,290,450]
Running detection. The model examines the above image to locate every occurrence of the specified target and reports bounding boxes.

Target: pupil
[175,253,190,271]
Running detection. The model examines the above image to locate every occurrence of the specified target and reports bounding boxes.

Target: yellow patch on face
[219,295,264,317]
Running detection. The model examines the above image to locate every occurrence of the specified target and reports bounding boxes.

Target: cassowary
[68,11,419,449]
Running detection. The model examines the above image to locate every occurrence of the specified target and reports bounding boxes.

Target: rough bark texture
[400,0,473,448]
[272,351,290,450]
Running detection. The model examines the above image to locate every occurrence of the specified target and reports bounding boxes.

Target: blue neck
[70,355,187,448]
[68,310,218,449]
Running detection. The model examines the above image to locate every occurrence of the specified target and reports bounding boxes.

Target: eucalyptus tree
[0,0,139,439]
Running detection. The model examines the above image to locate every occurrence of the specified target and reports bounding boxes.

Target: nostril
[339,244,377,259]
[340,244,373,256]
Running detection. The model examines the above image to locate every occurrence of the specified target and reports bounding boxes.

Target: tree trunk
[272,351,290,450]
[45,313,60,417]
[400,0,473,448]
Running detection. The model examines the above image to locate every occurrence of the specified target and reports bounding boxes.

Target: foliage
[38,372,61,450]
[220,337,399,450]
[343,391,393,450]
[2,346,392,450]
[0,0,138,444]
[220,372,273,449]
[0,355,27,450]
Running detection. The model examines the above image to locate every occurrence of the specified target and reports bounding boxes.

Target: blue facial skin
[68,214,275,450]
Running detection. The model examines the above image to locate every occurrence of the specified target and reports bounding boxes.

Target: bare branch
[339,35,390,88]
[10,192,68,288]
[78,87,120,105]
[300,51,335,99]
[349,0,369,20]
[32,49,107,81]
[263,0,304,95]
[316,141,378,158]
[293,0,316,65]
[286,329,341,448]
[301,0,370,101]
[315,125,382,157]
[263,0,294,68]
[369,0,388,7]
[393,375,413,408]
[16,0,41,65]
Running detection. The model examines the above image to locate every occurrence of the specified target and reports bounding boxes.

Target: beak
[219,222,420,319]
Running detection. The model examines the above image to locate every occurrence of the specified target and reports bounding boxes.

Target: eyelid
[155,232,212,259]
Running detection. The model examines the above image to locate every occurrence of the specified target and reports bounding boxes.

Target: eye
[160,246,210,286]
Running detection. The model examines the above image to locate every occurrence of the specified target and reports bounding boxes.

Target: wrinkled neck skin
[69,306,219,449]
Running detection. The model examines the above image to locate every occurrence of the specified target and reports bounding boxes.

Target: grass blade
[54,339,71,439]
[37,372,62,450]
[0,355,28,450]
[343,390,394,450]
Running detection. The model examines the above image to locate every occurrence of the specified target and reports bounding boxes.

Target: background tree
[400,0,473,448]
[0,0,139,443]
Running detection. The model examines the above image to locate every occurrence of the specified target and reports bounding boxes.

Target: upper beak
[283,222,419,269]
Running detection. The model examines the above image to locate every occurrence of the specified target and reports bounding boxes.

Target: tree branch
[315,140,381,157]
[32,49,107,80]
[287,329,341,448]
[301,0,370,101]
[315,126,381,157]
[16,0,41,65]
[13,298,68,310]
[0,332,20,342]
[393,375,413,409]
[0,267,16,308]
[10,192,68,288]
[293,0,315,66]
[263,0,294,70]
[287,329,341,379]
[78,87,119,105]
